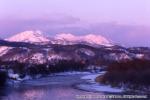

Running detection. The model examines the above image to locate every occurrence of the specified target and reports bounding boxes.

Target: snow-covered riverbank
[76,71,123,93]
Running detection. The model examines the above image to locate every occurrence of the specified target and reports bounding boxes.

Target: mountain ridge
[0,31,150,65]
[4,30,113,46]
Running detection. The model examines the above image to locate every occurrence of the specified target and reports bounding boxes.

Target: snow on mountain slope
[0,31,113,57]
[0,31,50,56]
[54,33,112,46]
[1,31,149,63]
[0,46,11,56]
[6,30,50,43]
[3,31,112,46]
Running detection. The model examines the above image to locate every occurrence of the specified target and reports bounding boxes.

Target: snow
[22,75,32,80]
[32,53,44,60]
[8,69,21,80]
[0,31,50,56]
[8,31,112,46]
[81,72,106,81]
[77,48,95,56]
[54,71,91,76]
[107,53,131,61]
[8,73,19,79]
[55,33,112,46]
[55,33,76,41]
[136,54,144,59]
[6,30,50,43]
[30,53,46,64]
[8,73,23,81]
[84,34,110,45]
[0,46,12,56]
[48,55,68,61]
[0,31,113,56]
[78,83,123,93]
[78,71,123,93]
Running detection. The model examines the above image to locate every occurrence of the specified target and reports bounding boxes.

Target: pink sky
[0,0,150,25]
[0,0,150,47]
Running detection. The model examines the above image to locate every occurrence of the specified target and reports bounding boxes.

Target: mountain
[0,31,113,56]
[4,30,113,46]
[0,31,150,65]
[0,31,49,56]
[54,33,112,46]
[6,31,50,43]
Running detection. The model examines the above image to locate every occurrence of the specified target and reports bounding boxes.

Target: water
[0,73,148,100]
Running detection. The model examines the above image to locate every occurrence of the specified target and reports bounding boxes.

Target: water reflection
[0,73,108,100]
[1,85,106,100]
[23,88,45,100]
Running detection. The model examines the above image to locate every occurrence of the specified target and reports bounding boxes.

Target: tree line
[96,59,150,91]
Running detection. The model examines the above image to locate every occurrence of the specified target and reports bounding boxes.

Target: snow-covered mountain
[54,33,112,46]
[0,31,113,56]
[4,30,112,46]
[6,31,50,43]
[0,31,150,64]
[0,31,49,56]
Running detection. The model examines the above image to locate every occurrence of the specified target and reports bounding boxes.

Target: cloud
[0,15,150,47]
[0,14,81,37]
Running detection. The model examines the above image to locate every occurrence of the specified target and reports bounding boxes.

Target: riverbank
[96,60,150,94]
[75,71,123,93]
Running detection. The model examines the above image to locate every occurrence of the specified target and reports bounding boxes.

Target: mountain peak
[84,34,110,44]
[55,33,112,46]
[4,31,112,46]
[6,30,50,43]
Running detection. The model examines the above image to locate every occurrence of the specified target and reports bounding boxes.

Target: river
[0,72,148,100]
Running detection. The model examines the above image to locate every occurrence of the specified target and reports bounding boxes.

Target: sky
[0,0,150,47]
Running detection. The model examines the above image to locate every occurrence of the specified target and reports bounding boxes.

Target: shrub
[98,59,150,89]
